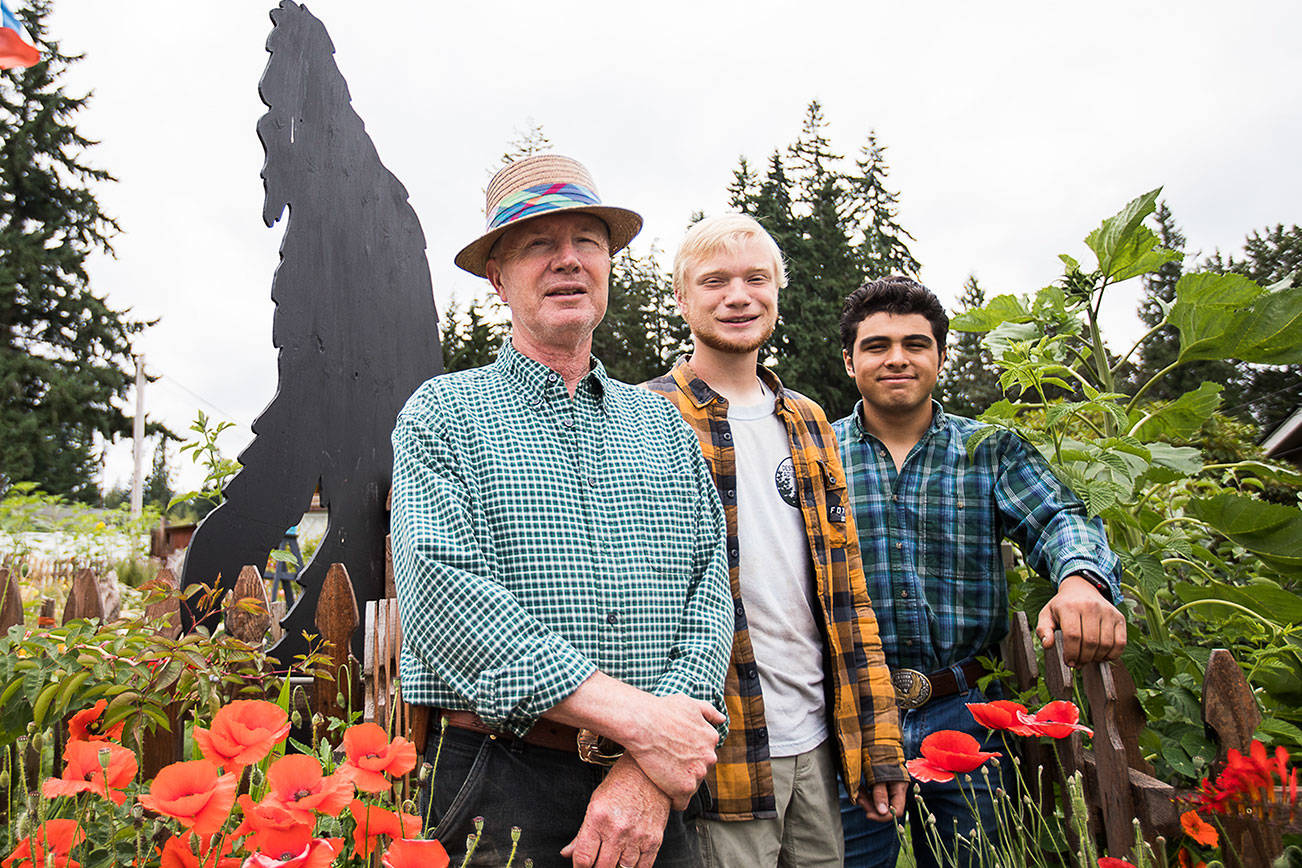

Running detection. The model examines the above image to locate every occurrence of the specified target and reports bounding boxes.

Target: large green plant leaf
[1085,188,1178,281]
[1171,272,1302,365]
[1129,382,1223,441]
[1172,580,1302,626]
[951,294,1033,333]
[1140,443,1204,484]
[1187,493,1302,576]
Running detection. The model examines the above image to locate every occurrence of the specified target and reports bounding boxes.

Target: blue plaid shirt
[832,401,1121,673]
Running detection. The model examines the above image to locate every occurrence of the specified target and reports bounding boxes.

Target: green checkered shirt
[391,341,733,738]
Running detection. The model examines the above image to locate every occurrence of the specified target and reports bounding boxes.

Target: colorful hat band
[488,182,602,230]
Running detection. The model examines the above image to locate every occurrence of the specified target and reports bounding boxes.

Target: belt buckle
[892,668,933,709]
[576,728,623,766]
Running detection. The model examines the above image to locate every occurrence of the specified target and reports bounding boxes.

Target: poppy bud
[473,816,485,833]
[30,733,42,752]
[418,762,432,784]
[512,827,522,843]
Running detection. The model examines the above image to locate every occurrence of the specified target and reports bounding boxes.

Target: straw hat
[454,154,643,277]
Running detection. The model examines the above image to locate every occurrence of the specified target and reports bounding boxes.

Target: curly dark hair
[839,276,948,355]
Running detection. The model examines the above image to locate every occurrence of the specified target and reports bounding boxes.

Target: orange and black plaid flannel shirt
[645,359,905,821]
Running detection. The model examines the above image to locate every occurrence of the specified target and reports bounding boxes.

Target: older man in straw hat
[391,154,733,868]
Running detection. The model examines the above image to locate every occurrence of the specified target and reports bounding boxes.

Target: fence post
[1001,612,1056,816]
[0,567,22,633]
[140,568,184,778]
[61,568,104,623]
[1081,661,1136,856]
[225,565,272,643]
[314,563,360,738]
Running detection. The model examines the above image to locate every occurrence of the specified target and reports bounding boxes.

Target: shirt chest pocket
[817,460,851,548]
[919,472,994,580]
[621,468,697,578]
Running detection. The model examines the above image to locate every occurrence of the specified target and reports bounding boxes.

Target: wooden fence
[1002,611,1300,867]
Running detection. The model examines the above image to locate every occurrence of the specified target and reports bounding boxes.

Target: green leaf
[1084,188,1165,280]
[1129,382,1223,441]
[1223,460,1302,488]
[1171,271,1302,365]
[964,426,1000,458]
[951,294,1033,333]
[1120,550,1167,597]
[1173,580,1302,626]
[1257,715,1302,746]
[1139,443,1204,484]
[983,321,1040,360]
[1186,493,1302,576]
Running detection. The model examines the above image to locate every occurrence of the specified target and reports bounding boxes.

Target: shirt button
[606,611,620,625]
[587,477,598,487]
[723,432,732,441]
[891,493,898,502]
[561,417,575,429]
[905,639,914,647]
[726,489,735,500]
[895,541,903,550]
[900,590,909,599]
[747,667,758,680]
[668,647,682,660]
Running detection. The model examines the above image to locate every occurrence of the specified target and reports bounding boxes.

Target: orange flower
[1016,701,1094,739]
[242,825,342,868]
[262,754,354,823]
[349,800,422,859]
[157,833,240,868]
[43,739,138,805]
[336,724,417,793]
[905,730,1001,783]
[1193,738,1296,815]
[67,700,126,743]
[3,819,85,868]
[1180,809,1219,847]
[233,795,313,855]
[137,760,239,838]
[192,700,290,771]
[382,838,450,868]
[965,701,1038,736]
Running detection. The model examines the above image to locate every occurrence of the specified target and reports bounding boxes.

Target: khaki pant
[696,741,843,868]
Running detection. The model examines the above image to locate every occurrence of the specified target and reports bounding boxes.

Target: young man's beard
[696,320,776,355]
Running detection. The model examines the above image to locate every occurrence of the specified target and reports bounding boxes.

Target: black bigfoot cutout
[180,0,442,663]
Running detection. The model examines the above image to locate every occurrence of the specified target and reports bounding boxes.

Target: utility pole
[130,354,146,516]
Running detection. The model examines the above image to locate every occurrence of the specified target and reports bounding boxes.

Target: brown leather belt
[891,658,989,710]
[437,710,623,765]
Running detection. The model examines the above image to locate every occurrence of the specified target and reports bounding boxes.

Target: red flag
[1,1,40,70]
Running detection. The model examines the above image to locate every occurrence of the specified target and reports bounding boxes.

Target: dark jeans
[421,725,701,868]
[840,678,1009,868]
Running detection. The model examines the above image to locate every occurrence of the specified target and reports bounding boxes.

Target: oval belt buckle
[577,728,623,766]
[892,668,933,710]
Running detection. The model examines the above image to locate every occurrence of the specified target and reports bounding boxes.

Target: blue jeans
[421,726,701,868]
[841,678,1008,868]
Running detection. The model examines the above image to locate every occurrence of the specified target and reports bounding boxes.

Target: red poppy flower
[1097,859,1137,868]
[233,794,313,855]
[192,700,290,771]
[43,739,138,805]
[242,826,342,868]
[1193,738,1296,815]
[1016,701,1094,739]
[966,701,1037,736]
[262,754,354,823]
[336,724,417,793]
[1179,809,1218,847]
[67,699,126,743]
[2,820,85,868]
[904,730,1000,783]
[137,760,239,838]
[157,833,240,868]
[382,838,450,868]
[349,800,423,859]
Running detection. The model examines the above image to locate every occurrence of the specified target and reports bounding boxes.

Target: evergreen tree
[0,1,146,501]
[938,276,1003,417]
[847,131,921,279]
[142,436,173,510]
[723,103,920,417]
[592,247,685,383]
[439,297,507,373]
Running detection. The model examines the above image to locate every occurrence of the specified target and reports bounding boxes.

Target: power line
[153,373,239,421]
[1219,377,1302,417]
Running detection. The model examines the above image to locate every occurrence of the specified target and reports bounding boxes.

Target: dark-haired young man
[832,276,1126,868]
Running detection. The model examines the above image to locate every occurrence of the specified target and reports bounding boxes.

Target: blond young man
[644,215,905,867]
[392,156,733,868]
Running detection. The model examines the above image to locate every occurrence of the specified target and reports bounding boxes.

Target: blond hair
[672,214,788,296]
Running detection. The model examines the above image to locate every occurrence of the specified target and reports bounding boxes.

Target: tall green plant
[952,189,1302,781]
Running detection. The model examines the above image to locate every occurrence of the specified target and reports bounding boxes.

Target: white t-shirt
[729,384,828,757]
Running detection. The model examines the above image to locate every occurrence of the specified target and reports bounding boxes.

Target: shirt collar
[669,356,790,413]
[846,398,948,441]
[494,339,610,405]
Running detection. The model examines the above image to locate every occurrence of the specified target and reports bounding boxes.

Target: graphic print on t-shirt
[774,457,799,508]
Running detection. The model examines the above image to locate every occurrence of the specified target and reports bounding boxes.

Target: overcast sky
[34,0,1302,491]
